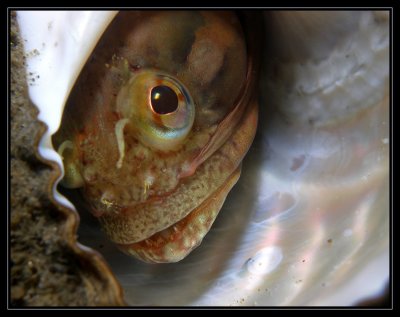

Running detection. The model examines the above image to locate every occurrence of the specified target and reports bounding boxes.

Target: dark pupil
[150,85,179,115]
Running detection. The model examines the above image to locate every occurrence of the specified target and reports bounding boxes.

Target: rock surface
[10,11,124,307]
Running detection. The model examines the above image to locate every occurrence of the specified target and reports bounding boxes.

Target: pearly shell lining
[15,10,389,306]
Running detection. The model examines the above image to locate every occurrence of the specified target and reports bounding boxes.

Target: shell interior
[17,10,389,306]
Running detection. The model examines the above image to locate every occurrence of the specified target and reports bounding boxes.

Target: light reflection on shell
[17,10,389,306]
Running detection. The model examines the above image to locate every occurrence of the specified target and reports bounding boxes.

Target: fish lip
[116,166,242,264]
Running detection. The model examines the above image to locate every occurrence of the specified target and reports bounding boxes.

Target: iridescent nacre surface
[17,10,389,306]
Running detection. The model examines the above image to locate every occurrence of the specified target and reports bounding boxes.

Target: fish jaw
[103,98,258,263]
[117,166,241,263]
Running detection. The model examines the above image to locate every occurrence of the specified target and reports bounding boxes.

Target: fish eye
[116,69,195,152]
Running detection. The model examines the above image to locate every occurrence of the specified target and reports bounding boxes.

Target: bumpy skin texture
[53,11,259,263]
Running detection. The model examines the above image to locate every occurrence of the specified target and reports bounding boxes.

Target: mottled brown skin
[117,99,258,263]
[53,11,260,263]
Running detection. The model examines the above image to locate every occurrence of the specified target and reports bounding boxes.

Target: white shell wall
[17,11,117,209]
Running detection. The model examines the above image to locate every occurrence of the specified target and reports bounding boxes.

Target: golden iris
[116,69,195,152]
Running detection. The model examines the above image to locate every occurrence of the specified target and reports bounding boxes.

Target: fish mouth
[99,99,258,263]
[117,167,241,263]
